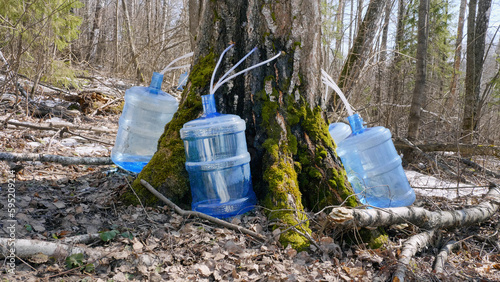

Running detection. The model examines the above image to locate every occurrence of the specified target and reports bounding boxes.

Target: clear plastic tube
[215,47,257,88]
[160,52,194,74]
[210,44,234,94]
[211,50,282,95]
[321,69,354,117]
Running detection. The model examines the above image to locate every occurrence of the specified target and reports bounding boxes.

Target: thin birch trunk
[121,0,145,83]
[445,0,466,110]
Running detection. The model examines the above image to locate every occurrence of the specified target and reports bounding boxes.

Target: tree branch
[4,119,116,134]
[393,229,437,282]
[433,240,460,274]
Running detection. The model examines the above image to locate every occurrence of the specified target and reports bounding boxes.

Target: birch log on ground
[329,185,500,282]
[0,152,113,166]
[328,185,500,230]
[0,238,85,258]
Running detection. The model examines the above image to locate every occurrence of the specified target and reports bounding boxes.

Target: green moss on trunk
[125,53,215,207]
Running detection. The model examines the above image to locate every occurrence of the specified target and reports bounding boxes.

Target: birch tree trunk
[88,0,103,63]
[129,0,355,250]
[114,0,120,70]
[407,0,429,141]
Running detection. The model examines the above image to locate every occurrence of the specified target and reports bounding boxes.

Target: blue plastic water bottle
[180,94,257,218]
[335,114,416,208]
[111,72,179,173]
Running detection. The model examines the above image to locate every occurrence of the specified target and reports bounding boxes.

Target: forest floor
[0,74,500,281]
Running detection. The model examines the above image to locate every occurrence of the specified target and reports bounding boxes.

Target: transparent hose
[210,44,234,94]
[160,52,194,74]
[211,47,282,95]
[321,69,354,116]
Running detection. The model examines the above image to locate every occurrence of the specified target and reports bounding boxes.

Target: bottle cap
[149,72,163,91]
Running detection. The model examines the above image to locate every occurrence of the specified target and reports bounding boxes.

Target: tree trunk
[445,0,466,110]
[374,0,392,119]
[121,0,145,83]
[146,0,152,44]
[461,0,492,143]
[129,0,354,250]
[88,0,103,63]
[385,0,406,127]
[407,0,429,141]
[114,0,120,70]
[337,0,387,94]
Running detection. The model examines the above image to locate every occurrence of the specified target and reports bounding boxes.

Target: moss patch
[126,53,215,207]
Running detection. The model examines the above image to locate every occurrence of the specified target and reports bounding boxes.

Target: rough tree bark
[127,0,355,249]
[385,0,406,127]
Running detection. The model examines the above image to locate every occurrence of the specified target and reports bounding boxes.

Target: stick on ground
[140,179,266,242]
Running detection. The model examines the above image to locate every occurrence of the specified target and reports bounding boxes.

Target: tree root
[140,179,266,242]
[0,152,113,165]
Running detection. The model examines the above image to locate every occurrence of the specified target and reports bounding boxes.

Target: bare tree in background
[407,0,430,141]
[462,0,492,144]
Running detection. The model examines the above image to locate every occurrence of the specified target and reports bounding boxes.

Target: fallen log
[328,185,500,230]
[0,238,85,259]
[0,152,113,165]
[330,185,500,281]
[395,141,499,158]
[395,138,469,184]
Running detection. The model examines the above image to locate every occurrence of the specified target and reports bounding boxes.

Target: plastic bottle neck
[202,94,218,117]
[149,72,163,92]
[347,113,366,135]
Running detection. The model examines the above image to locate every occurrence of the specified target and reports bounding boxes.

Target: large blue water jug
[111,72,179,173]
[180,94,257,218]
[335,114,415,208]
